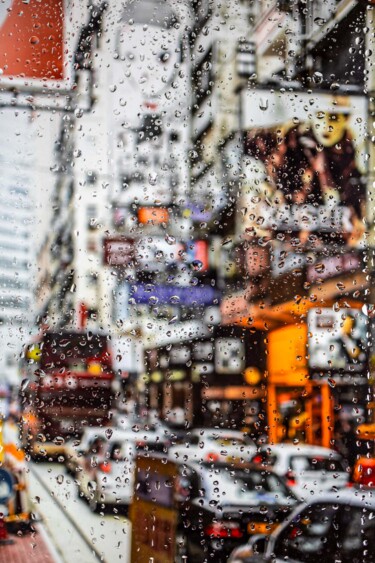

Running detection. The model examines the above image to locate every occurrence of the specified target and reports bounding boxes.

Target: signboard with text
[103,237,134,266]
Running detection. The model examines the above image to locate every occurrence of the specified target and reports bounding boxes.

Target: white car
[168,428,256,464]
[250,443,349,500]
[64,426,118,475]
[75,429,168,511]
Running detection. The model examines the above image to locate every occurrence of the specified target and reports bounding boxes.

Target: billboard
[0,0,64,81]
[240,91,366,247]
[308,308,368,377]
[267,324,308,385]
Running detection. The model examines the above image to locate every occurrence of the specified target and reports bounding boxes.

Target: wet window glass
[0,0,373,561]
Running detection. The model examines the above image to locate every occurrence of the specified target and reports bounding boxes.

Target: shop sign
[267,324,308,385]
[143,319,210,348]
[138,207,169,224]
[169,346,191,365]
[103,237,134,266]
[215,338,245,374]
[131,283,220,306]
[192,341,214,360]
[0,0,64,81]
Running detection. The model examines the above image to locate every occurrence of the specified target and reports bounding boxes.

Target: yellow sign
[130,456,177,563]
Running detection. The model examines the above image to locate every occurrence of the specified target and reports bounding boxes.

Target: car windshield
[291,455,346,472]
[204,433,254,446]
[203,464,296,504]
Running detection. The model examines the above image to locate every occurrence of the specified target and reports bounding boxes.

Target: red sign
[0,0,64,80]
[103,238,134,266]
[138,207,169,224]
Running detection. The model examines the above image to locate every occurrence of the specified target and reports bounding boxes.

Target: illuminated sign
[267,324,308,385]
[131,283,220,306]
[215,338,245,374]
[138,207,169,224]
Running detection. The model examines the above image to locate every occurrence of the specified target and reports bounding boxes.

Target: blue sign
[0,469,14,504]
[131,284,220,306]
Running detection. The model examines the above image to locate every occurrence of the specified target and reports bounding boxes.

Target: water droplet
[56,474,64,485]
[314,263,325,273]
[313,72,323,84]
[30,36,39,45]
[87,481,97,494]
[191,260,203,272]
[105,428,113,439]
[259,98,268,111]
[328,378,336,388]
[165,234,176,245]
[21,378,29,392]
[148,173,157,186]
[314,17,326,26]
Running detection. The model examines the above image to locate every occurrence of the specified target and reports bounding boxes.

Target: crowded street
[0,0,374,561]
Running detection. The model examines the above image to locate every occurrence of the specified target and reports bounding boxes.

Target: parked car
[228,488,375,562]
[76,430,168,511]
[175,461,298,562]
[169,428,256,464]
[114,412,185,445]
[64,426,120,475]
[251,444,349,499]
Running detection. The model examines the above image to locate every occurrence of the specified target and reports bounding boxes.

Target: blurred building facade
[0,111,35,386]
[35,0,374,442]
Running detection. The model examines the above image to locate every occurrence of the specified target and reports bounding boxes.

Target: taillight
[252,455,263,464]
[205,452,220,462]
[286,470,296,486]
[205,521,243,539]
[99,462,111,473]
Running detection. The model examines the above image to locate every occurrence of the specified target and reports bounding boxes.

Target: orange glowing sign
[0,0,64,80]
[138,207,169,224]
[267,324,308,385]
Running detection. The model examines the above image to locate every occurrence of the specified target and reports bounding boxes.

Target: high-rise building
[0,111,33,385]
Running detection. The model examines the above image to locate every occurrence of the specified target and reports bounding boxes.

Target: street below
[28,462,131,563]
